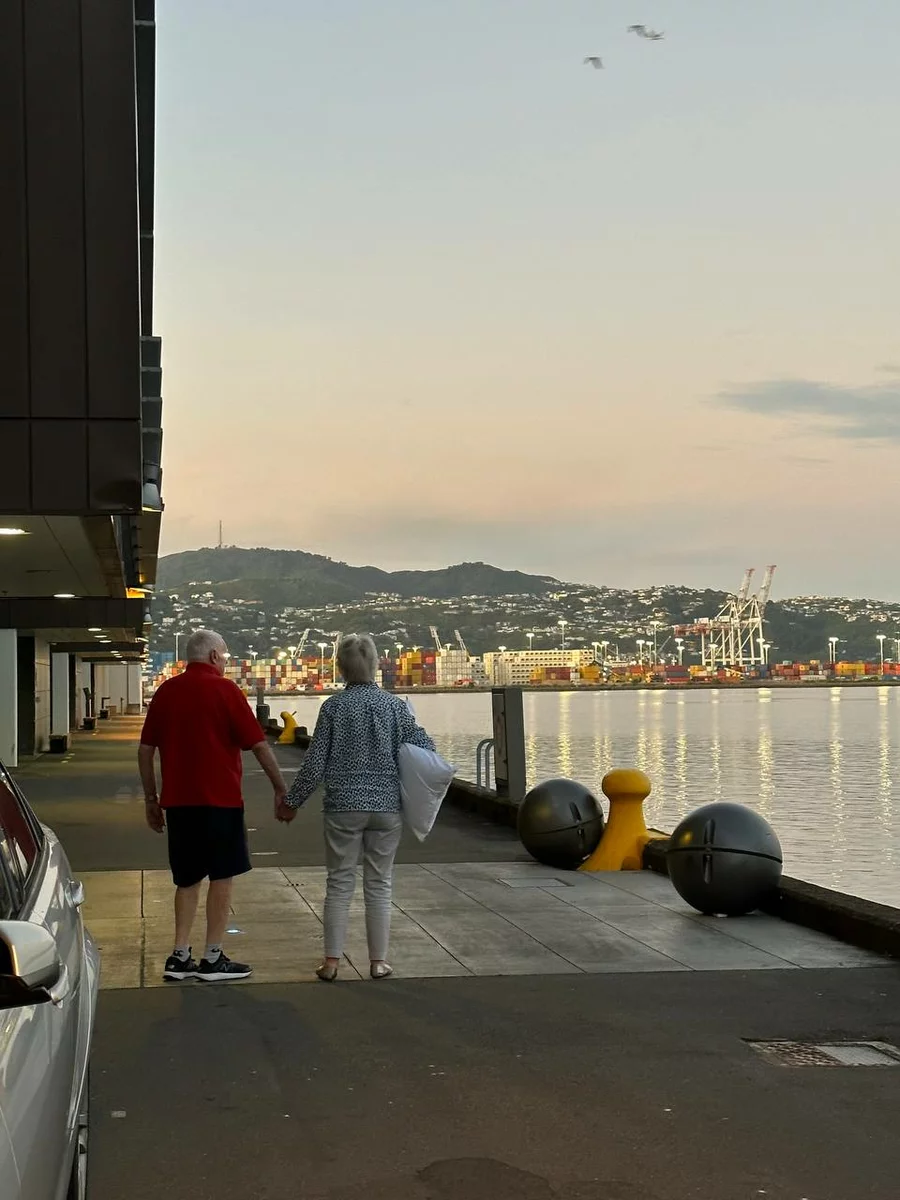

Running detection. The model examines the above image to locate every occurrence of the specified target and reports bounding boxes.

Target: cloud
[876,363,900,375]
[714,377,900,442]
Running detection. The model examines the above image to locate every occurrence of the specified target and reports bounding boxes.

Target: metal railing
[475,738,495,789]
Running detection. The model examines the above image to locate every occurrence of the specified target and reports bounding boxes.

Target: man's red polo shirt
[140,663,266,809]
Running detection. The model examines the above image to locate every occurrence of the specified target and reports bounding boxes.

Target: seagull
[583,56,604,69]
[627,24,664,40]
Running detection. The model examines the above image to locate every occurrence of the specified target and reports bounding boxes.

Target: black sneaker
[163,951,199,982]
[197,952,252,983]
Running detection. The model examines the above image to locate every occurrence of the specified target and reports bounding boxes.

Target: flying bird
[583,56,604,69]
[627,24,665,40]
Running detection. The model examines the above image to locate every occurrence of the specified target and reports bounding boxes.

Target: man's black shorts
[165,805,251,888]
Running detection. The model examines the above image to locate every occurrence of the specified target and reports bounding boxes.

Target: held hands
[274,789,298,823]
[276,800,297,824]
[144,799,165,834]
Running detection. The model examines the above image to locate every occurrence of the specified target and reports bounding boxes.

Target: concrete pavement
[14,716,900,1200]
[14,717,525,871]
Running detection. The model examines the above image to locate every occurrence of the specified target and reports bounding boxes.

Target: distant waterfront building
[483,649,595,686]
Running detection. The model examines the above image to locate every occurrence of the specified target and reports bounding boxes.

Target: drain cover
[746,1040,900,1067]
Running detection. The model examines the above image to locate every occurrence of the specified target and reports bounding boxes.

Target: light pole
[175,632,183,662]
[828,636,838,665]
[894,636,900,663]
[637,639,645,665]
[396,642,403,661]
[601,640,610,663]
[592,641,600,664]
[651,621,660,664]
[877,634,886,674]
[527,632,534,652]
[558,619,567,651]
[675,637,684,665]
[760,641,770,666]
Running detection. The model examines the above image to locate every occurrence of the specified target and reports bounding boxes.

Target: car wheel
[66,1068,89,1200]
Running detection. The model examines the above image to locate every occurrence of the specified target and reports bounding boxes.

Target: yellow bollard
[580,768,660,872]
[277,711,299,744]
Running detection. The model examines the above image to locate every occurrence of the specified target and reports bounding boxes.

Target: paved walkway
[84,861,887,990]
[15,716,900,1200]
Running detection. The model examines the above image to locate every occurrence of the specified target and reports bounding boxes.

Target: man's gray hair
[185,629,226,662]
[336,634,379,684]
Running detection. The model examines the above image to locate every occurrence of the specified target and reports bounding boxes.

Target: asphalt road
[15,725,525,872]
[91,967,900,1200]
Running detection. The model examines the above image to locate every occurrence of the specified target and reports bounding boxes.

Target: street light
[175,632,183,662]
[318,642,328,679]
[527,632,534,652]
[877,633,886,674]
[650,621,660,664]
[558,619,567,651]
[636,638,645,665]
[592,641,600,663]
[894,636,900,664]
[828,636,839,664]
[675,637,684,665]
[760,641,770,665]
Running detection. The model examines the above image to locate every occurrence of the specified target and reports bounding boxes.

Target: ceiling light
[88,627,102,633]
[53,593,76,599]
[0,527,29,537]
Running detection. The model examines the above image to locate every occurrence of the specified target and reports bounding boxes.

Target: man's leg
[174,882,202,947]
[163,807,206,981]
[197,808,252,981]
[204,876,233,950]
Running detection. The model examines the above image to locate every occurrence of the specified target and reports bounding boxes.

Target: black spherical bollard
[667,802,783,916]
[518,778,605,870]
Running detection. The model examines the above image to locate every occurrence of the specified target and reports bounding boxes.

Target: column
[126,664,143,714]
[51,652,70,737]
[0,630,17,766]
[73,658,86,727]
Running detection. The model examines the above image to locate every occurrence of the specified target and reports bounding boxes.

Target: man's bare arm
[251,740,287,802]
[138,744,165,833]
[138,743,158,800]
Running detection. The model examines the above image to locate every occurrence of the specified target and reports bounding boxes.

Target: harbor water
[263,686,900,909]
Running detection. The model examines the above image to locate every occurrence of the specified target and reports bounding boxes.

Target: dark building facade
[0,1,161,762]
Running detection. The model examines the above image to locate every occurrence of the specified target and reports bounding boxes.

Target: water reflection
[263,686,900,907]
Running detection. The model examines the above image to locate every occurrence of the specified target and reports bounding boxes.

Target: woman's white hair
[336,634,379,684]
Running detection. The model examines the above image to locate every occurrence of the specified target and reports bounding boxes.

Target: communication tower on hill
[674,566,776,668]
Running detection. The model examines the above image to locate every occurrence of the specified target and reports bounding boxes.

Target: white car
[0,759,98,1200]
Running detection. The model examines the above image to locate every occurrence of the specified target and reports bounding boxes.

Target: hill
[156,547,561,602]
[151,546,900,664]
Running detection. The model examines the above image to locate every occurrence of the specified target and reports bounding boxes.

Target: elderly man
[138,629,287,982]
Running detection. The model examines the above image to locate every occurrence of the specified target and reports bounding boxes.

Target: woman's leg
[362,812,403,964]
[323,814,366,962]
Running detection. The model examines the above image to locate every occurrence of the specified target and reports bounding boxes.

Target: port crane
[454,629,469,656]
[429,625,443,654]
[673,566,776,668]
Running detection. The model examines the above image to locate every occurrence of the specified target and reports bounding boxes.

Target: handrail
[475,738,495,789]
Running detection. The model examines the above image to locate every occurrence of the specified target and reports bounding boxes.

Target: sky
[154,0,900,599]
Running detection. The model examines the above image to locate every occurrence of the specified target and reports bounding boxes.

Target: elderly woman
[282,634,436,980]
